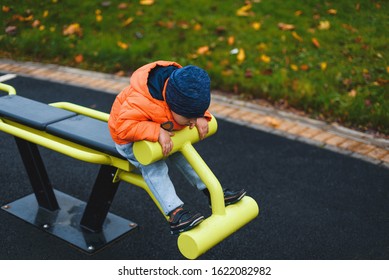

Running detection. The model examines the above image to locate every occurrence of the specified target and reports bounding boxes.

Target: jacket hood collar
[129,61,182,101]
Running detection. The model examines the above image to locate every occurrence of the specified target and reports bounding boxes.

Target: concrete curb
[1,59,388,169]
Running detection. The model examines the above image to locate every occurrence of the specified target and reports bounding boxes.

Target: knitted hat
[166,65,211,118]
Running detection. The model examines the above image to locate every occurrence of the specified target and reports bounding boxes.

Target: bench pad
[0,95,76,130]
[46,115,122,158]
[0,95,122,158]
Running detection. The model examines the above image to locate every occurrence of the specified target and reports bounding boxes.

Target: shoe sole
[208,190,247,208]
[170,215,204,235]
[225,190,247,206]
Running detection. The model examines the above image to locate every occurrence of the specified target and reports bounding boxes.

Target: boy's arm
[116,120,161,143]
[193,117,208,140]
[115,107,161,143]
[158,127,174,156]
[193,110,212,140]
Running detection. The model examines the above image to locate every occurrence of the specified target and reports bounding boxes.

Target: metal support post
[80,165,120,232]
[14,137,59,211]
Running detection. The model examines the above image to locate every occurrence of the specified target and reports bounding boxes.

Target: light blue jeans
[116,143,207,215]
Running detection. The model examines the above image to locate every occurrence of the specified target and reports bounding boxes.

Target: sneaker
[223,188,246,205]
[169,207,204,235]
[203,188,246,207]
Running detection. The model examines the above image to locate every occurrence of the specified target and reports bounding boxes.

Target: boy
[108,61,246,235]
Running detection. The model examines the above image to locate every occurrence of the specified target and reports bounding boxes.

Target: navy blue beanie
[166,65,211,118]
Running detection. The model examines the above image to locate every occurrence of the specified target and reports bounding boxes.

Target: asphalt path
[0,75,388,260]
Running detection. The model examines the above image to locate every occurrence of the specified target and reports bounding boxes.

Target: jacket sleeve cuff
[204,110,212,121]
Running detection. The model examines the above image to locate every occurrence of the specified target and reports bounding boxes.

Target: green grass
[1,0,388,134]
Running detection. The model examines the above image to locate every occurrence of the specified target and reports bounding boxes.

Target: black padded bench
[46,115,122,158]
[0,95,77,130]
[0,95,123,158]
[0,94,135,253]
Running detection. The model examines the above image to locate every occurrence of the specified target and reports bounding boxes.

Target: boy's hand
[193,117,209,140]
[158,128,174,157]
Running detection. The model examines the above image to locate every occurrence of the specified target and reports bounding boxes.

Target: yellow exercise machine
[0,82,259,259]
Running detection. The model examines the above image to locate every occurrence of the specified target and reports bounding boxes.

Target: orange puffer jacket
[108,60,212,145]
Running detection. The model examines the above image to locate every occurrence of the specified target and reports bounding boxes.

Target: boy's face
[172,111,197,127]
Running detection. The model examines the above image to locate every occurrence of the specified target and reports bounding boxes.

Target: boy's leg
[169,152,207,191]
[116,143,183,215]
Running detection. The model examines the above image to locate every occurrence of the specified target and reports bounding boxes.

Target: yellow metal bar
[178,196,259,259]
[50,102,109,122]
[0,82,16,95]
[133,116,218,165]
[180,142,225,216]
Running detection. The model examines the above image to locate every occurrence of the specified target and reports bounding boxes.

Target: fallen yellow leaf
[265,117,281,128]
[96,15,103,22]
[312,37,320,48]
[197,46,209,55]
[320,62,327,71]
[187,53,198,59]
[278,22,295,31]
[23,15,34,22]
[290,64,298,71]
[300,64,309,71]
[117,41,129,49]
[74,54,83,63]
[178,21,189,29]
[294,10,303,16]
[193,23,202,31]
[252,22,261,30]
[327,9,337,15]
[122,17,134,27]
[222,69,234,76]
[348,89,357,97]
[260,54,271,63]
[63,23,83,37]
[118,3,128,9]
[43,10,49,18]
[228,36,235,46]
[291,31,303,42]
[318,20,330,30]
[237,48,246,63]
[236,3,252,16]
[386,66,389,73]
[140,0,154,5]
[32,20,40,28]
[257,42,267,51]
